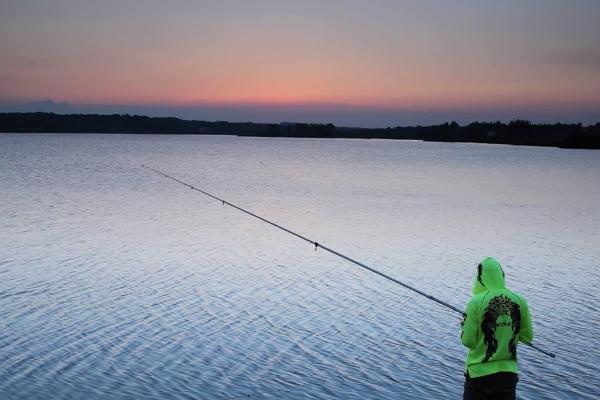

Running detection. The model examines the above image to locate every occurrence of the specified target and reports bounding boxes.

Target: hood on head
[472,257,506,294]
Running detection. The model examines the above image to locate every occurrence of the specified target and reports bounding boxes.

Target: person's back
[461,257,533,400]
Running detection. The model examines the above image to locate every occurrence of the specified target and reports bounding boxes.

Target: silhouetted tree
[1,112,598,149]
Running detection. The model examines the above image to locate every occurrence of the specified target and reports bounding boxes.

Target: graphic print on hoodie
[461,257,533,378]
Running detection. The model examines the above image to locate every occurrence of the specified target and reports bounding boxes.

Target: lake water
[1,133,599,399]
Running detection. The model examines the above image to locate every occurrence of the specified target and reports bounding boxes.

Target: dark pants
[463,372,518,400]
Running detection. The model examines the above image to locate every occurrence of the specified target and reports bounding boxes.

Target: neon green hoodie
[461,257,533,378]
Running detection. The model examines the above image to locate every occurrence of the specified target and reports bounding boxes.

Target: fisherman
[461,257,533,400]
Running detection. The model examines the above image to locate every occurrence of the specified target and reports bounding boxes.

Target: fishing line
[142,165,555,358]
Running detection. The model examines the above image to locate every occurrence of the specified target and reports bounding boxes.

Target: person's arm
[461,299,478,349]
[519,296,533,343]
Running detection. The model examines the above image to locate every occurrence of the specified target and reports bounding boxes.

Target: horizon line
[3,110,598,129]
[2,99,599,128]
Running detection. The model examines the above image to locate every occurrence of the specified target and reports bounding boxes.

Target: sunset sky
[1,0,599,126]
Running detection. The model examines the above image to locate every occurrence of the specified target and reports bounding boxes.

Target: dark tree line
[1,112,598,149]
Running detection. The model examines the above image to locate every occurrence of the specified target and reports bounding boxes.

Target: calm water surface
[1,134,599,399]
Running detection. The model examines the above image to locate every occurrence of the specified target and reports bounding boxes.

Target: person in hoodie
[461,257,533,400]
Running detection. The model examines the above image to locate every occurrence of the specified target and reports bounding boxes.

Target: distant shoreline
[1,112,599,149]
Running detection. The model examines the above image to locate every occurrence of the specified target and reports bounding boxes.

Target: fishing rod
[142,165,555,359]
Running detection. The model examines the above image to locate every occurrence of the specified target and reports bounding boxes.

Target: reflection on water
[1,133,599,399]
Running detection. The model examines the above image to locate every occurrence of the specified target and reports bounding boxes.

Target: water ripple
[1,134,599,399]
